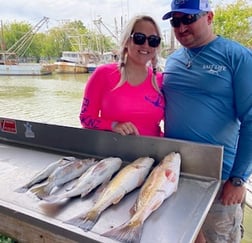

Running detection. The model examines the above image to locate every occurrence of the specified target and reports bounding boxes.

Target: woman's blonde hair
[115,15,162,92]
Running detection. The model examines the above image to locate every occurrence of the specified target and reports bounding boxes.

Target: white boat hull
[0,63,52,76]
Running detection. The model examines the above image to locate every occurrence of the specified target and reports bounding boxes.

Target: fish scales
[64,157,155,232]
[40,157,123,212]
[14,156,76,193]
[102,152,181,243]
[30,157,97,199]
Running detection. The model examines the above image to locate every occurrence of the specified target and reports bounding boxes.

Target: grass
[0,235,15,243]
[242,205,252,243]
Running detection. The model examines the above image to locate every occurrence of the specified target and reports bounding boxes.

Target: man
[162,0,252,242]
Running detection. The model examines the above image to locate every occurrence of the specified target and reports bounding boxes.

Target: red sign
[1,119,17,134]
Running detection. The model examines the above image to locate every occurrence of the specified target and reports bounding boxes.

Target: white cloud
[0,0,245,36]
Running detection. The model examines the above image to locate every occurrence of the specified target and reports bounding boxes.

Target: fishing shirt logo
[145,94,164,109]
[203,64,227,75]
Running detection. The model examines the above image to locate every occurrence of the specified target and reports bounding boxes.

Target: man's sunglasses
[130,32,161,48]
[170,12,207,28]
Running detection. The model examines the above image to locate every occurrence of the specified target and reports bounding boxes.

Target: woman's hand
[112,122,139,136]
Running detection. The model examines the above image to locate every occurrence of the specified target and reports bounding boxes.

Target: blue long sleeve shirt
[163,36,252,181]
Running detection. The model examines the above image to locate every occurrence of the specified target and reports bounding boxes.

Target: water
[0,73,90,127]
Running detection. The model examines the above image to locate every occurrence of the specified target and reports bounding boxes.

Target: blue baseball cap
[162,0,211,20]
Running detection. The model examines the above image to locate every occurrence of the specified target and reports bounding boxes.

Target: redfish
[64,157,155,231]
[41,157,123,207]
[30,158,97,199]
[15,156,76,193]
[102,152,181,243]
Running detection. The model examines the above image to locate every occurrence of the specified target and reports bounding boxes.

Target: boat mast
[7,16,49,57]
[0,20,6,51]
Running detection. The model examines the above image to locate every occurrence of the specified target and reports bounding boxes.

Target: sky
[0,0,245,37]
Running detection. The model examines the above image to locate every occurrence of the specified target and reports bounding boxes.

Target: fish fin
[30,182,51,199]
[92,182,109,203]
[102,221,143,243]
[80,184,95,198]
[64,178,78,191]
[112,193,125,205]
[80,189,91,198]
[65,210,100,232]
[129,202,137,215]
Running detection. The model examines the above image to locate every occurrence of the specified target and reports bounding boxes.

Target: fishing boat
[0,52,52,76]
[0,17,52,76]
[54,51,100,74]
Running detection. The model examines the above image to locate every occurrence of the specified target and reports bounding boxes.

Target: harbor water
[0,73,251,242]
[0,73,89,127]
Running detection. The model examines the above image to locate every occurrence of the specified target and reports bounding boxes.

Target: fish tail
[102,221,143,243]
[30,183,51,199]
[65,210,101,232]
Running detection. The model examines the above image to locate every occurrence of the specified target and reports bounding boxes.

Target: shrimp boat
[0,52,52,76]
[54,51,101,74]
[0,17,52,76]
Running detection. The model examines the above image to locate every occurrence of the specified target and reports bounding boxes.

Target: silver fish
[41,157,122,206]
[15,156,76,193]
[102,152,181,243]
[64,157,155,231]
[30,157,97,199]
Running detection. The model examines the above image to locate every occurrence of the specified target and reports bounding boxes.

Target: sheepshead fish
[64,157,155,231]
[30,157,97,199]
[102,152,181,243]
[41,157,123,208]
[15,156,76,193]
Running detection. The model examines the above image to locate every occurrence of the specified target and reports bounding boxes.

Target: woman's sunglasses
[130,32,161,48]
[170,12,207,28]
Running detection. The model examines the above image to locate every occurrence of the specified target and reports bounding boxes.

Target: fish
[30,157,97,199]
[102,152,181,243]
[40,157,123,210]
[15,156,76,193]
[64,157,155,231]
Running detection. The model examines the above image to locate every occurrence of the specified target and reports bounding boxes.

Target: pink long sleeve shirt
[79,63,164,137]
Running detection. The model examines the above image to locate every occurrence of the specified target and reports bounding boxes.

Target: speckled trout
[15,156,76,193]
[30,157,97,199]
[41,157,123,206]
[64,157,155,231]
[102,152,181,243]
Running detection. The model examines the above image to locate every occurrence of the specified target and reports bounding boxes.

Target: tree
[213,0,252,47]
[1,21,31,52]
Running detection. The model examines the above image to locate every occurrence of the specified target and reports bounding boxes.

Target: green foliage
[213,0,252,47]
[1,21,31,51]
[0,19,117,60]
[0,235,16,243]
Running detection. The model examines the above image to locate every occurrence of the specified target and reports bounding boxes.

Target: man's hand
[220,180,246,205]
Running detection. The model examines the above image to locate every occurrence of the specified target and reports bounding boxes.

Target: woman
[79,15,164,136]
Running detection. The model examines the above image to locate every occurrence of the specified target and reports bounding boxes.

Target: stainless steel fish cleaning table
[0,117,223,243]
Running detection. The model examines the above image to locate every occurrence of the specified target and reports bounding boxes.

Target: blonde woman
[79,15,164,136]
